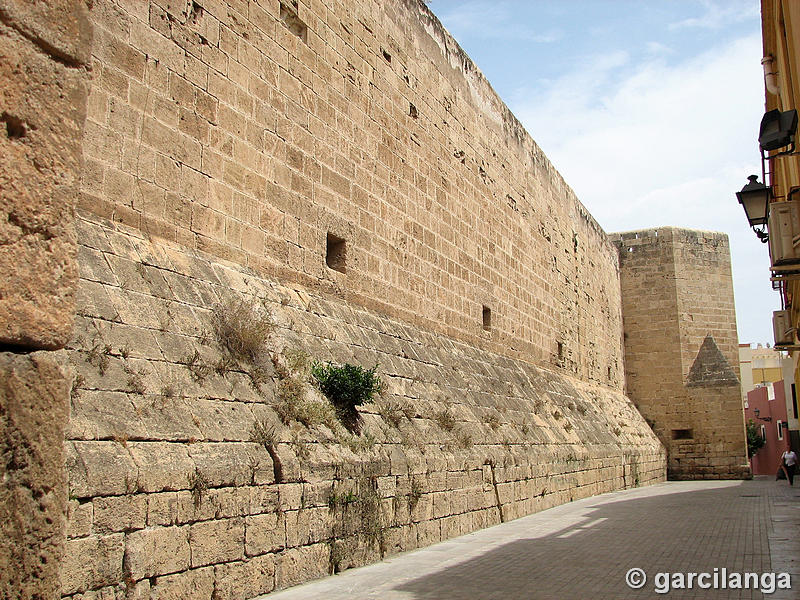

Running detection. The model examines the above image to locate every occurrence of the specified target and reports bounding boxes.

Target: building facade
[760,1,800,383]
[745,382,790,475]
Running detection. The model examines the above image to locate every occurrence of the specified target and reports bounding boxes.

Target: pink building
[745,382,791,475]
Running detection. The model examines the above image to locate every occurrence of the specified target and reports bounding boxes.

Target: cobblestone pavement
[261,478,800,600]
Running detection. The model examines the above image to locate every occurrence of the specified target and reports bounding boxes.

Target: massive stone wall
[37,0,669,596]
[61,215,664,598]
[79,0,625,387]
[0,1,92,599]
[611,228,749,479]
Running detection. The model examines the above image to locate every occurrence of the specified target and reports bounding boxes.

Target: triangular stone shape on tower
[686,334,739,387]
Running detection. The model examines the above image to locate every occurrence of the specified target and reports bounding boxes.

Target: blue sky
[431,0,776,345]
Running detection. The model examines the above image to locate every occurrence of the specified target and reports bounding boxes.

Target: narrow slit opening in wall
[382,48,392,63]
[557,341,564,359]
[280,2,308,43]
[482,306,491,331]
[326,233,346,273]
[409,103,418,119]
[672,429,693,440]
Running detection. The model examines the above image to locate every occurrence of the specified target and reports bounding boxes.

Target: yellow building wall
[762,0,800,385]
[752,366,784,383]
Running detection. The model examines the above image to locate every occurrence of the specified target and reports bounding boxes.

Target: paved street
[261,478,800,599]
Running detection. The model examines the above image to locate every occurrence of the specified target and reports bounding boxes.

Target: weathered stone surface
[0,23,86,349]
[245,513,285,556]
[275,543,330,590]
[45,0,696,590]
[92,494,146,534]
[66,498,93,538]
[0,0,93,65]
[151,567,214,600]
[60,533,124,595]
[124,526,191,579]
[128,442,193,493]
[0,352,69,600]
[213,555,276,600]
[190,518,245,567]
[187,442,274,487]
[66,441,137,498]
[285,507,332,548]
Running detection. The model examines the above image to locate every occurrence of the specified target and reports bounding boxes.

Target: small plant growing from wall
[184,349,212,383]
[374,397,413,428]
[311,361,384,432]
[328,490,358,508]
[327,476,387,563]
[273,357,337,429]
[86,342,112,376]
[70,373,86,400]
[211,295,274,388]
[212,295,274,363]
[484,412,501,431]
[455,428,473,449]
[250,418,278,449]
[434,408,456,432]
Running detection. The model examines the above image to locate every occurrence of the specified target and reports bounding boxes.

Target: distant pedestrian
[781,445,797,486]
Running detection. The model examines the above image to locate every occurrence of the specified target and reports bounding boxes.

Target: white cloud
[512,34,763,229]
[669,0,760,30]
[645,41,674,56]
[510,33,776,342]
[435,1,562,42]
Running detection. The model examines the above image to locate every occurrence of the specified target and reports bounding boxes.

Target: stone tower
[611,228,750,479]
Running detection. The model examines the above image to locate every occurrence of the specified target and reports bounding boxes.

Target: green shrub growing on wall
[311,361,384,432]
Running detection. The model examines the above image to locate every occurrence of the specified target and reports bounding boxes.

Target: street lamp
[736,175,772,242]
[753,408,772,422]
[759,108,798,154]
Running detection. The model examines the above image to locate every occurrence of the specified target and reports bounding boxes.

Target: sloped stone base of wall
[61,215,665,598]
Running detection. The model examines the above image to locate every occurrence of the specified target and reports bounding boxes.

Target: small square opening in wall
[672,429,693,440]
[280,2,307,43]
[482,306,491,331]
[326,233,346,273]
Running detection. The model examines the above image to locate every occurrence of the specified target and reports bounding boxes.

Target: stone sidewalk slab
[260,479,800,599]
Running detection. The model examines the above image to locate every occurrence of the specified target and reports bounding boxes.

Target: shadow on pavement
[393,481,790,599]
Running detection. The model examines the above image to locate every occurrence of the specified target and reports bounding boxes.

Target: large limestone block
[0,352,69,600]
[66,441,138,498]
[60,533,124,596]
[0,23,88,348]
[151,567,215,600]
[214,555,276,600]
[189,518,245,568]
[245,513,285,556]
[125,526,191,579]
[274,543,330,590]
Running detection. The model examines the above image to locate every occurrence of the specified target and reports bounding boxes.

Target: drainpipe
[762,55,780,95]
